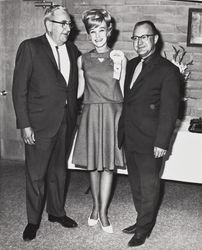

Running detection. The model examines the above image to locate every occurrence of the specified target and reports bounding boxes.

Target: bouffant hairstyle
[82,9,112,34]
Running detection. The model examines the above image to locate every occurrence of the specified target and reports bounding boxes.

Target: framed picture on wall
[187,8,202,47]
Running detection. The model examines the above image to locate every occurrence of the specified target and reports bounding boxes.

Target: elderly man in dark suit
[12,5,79,241]
[118,20,180,247]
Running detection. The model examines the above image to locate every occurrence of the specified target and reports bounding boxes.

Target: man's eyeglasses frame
[131,34,155,43]
[50,20,73,29]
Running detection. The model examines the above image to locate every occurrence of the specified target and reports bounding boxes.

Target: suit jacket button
[150,104,155,110]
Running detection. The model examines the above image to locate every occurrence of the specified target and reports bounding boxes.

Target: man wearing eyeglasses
[12,5,80,241]
[118,20,180,247]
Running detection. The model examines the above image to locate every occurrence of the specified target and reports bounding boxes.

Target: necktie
[55,46,61,71]
[130,59,144,89]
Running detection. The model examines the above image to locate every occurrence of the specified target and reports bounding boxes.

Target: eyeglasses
[131,34,155,43]
[50,20,73,29]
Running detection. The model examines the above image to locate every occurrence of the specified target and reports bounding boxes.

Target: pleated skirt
[72,102,125,171]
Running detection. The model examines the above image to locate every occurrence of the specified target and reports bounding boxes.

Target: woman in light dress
[72,8,126,233]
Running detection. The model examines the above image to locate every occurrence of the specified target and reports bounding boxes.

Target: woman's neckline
[93,48,111,55]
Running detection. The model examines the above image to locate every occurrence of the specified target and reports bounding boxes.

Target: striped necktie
[130,58,144,89]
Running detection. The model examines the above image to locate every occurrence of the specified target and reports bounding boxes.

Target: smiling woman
[72,8,127,235]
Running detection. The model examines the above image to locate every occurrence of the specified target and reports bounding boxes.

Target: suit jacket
[118,53,181,154]
[12,34,79,141]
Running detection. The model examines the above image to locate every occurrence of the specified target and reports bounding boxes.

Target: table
[68,117,202,184]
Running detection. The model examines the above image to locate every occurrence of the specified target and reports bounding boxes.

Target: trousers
[125,149,162,234]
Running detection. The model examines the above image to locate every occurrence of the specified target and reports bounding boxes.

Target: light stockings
[89,170,113,226]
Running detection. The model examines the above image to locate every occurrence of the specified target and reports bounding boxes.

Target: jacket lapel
[131,55,161,86]
[134,57,159,84]
[41,34,58,69]
[41,35,71,88]
[124,58,139,98]
[125,54,161,100]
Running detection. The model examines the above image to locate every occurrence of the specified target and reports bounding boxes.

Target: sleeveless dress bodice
[82,50,123,104]
[72,50,125,171]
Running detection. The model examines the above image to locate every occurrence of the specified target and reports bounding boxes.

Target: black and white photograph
[0,0,202,250]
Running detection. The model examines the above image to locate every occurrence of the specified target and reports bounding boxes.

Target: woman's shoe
[88,216,98,226]
[99,217,113,233]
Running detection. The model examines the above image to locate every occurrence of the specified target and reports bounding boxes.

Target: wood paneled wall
[68,0,202,117]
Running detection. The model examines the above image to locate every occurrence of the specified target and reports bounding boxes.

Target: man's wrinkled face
[48,9,71,46]
[132,23,158,59]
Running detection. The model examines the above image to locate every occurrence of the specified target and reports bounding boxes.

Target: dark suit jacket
[12,35,79,143]
[118,53,181,154]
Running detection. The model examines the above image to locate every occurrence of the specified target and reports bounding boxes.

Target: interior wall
[68,0,202,117]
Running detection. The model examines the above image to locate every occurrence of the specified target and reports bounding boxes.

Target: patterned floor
[0,160,201,250]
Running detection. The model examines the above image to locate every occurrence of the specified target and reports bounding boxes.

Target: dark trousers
[25,117,67,225]
[125,150,162,235]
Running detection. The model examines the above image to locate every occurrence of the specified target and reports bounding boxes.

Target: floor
[0,159,202,250]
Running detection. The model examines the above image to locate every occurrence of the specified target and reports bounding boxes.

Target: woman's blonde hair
[82,9,112,34]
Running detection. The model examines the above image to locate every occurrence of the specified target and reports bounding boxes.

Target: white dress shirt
[46,33,70,86]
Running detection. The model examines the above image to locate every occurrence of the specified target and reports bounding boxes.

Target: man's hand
[21,127,35,145]
[154,146,167,158]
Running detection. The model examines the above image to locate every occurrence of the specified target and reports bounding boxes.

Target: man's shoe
[23,223,39,241]
[48,215,78,228]
[128,232,149,247]
[122,223,136,234]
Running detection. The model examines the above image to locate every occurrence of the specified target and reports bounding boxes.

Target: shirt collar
[46,33,57,48]
[46,33,66,52]
[139,51,157,65]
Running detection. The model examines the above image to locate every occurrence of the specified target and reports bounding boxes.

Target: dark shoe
[122,223,136,234]
[128,232,149,247]
[23,223,39,241]
[48,215,78,228]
